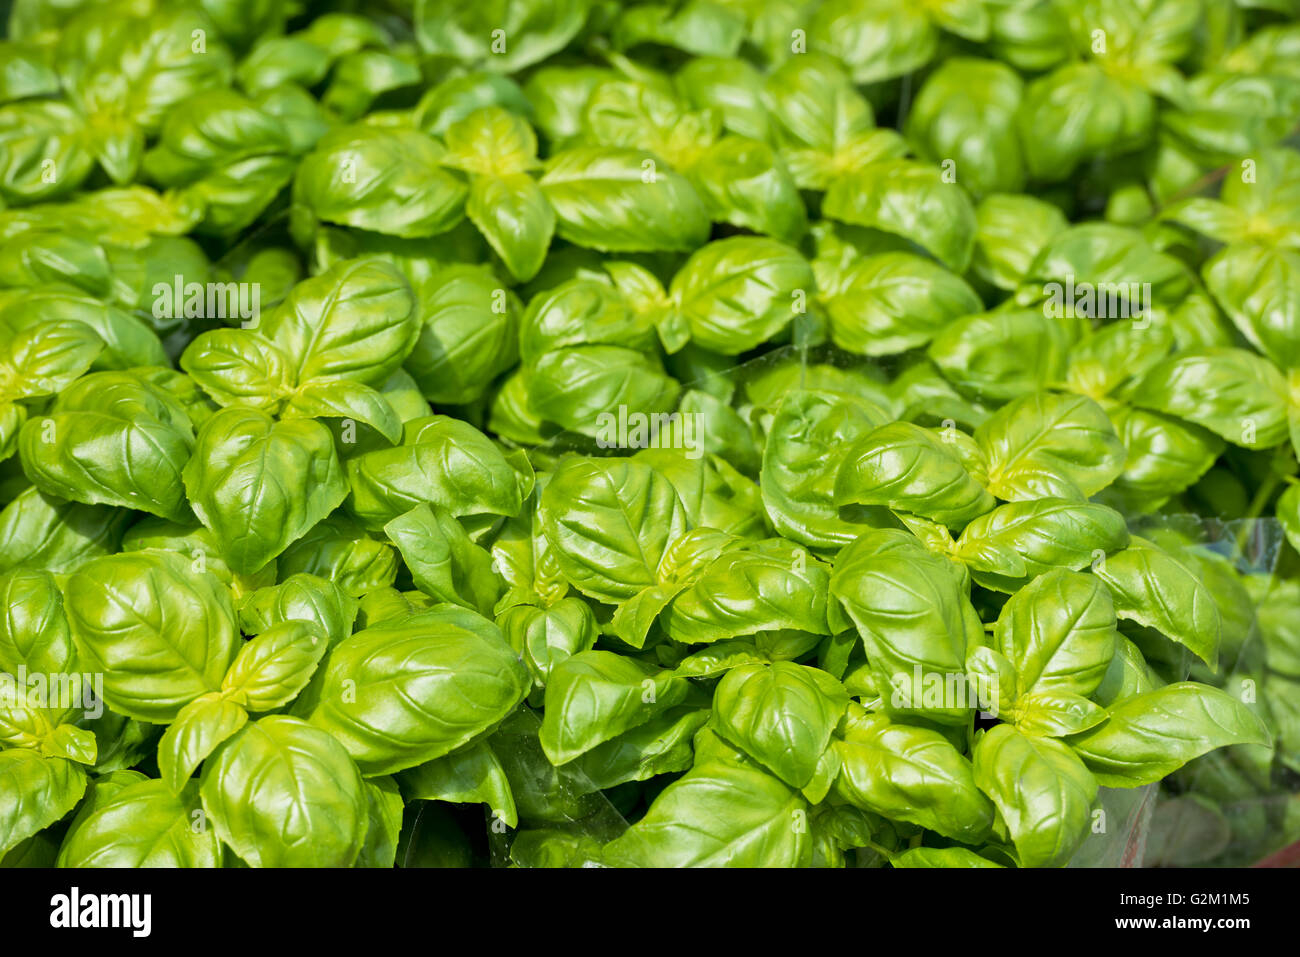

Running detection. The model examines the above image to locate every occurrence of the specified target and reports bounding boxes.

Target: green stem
[861,839,896,861]
[1235,466,1286,558]
[1245,469,1284,522]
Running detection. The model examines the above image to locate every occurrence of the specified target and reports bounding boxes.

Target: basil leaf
[713,662,849,787]
[539,650,689,765]
[1129,347,1291,449]
[669,237,812,354]
[539,457,688,604]
[540,147,710,252]
[294,125,467,238]
[1091,537,1223,667]
[0,749,85,856]
[835,710,995,842]
[185,408,348,574]
[64,550,239,723]
[156,694,249,795]
[994,569,1118,698]
[824,160,977,271]
[602,759,811,867]
[57,778,219,867]
[835,421,996,528]
[973,724,1097,868]
[976,391,1126,501]
[307,608,529,775]
[200,715,367,867]
[1067,683,1271,786]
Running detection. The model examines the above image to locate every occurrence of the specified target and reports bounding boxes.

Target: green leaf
[306,608,529,775]
[398,740,517,827]
[762,54,891,189]
[200,715,368,867]
[1104,405,1224,512]
[540,650,689,765]
[930,310,1073,402]
[525,345,681,436]
[1129,347,1290,449]
[156,693,249,794]
[567,706,709,792]
[1022,222,1192,312]
[954,499,1129,589]
[1091,537,1222,667]
[184,407,348,575]
[685,136,807,242]
[578,76,707,158]
[0,320,103,402]
[1279,483,1300,555]
[180,328,293,411]
[892,846,1003,868]
[1011,691,1107,737]
[498,598,598,689]
[970,194,1067,290]
[539,457,688,603]
[64,550,240,723]
[994,569,1118,698]
[972,724,1097,867]
[661,546,832,645]
[276,516,398,598]
[467,172,555,282]
[670,640,766,678]
[442,105,539,177]
[615,0,746,57]
[143,90,295,233]
[0,567,76,676]
[0,749,84,855]
[834,710,994,842]
[808,0,937,85]
[1092,636,1160,708]
[602,759,811,867]
[822,252,981,357]
[356,776,405,868]
[835,421,995,528]
[0,101,95,202]
[976,392,1126,501]
[760,389,892,548]
[221,620,329,711]
[346,415,525,531]
[385,503,501,615]
[414,0,591,73]
[669,237,812,354]
[1,289,166,369]
[1196,243,1300,351]
[965,645,1018,716]
[236,574,357,647]
[824,160,977,271]
[284,379,404,444]
[1067,683,1271,787]
[40,722,96,764]
[294,125,467,238]
[518,276,648,361]
[258,257,418,386]
[1017,63,1152,181]
[906,57,1025,197]
[0,488,129,576]
[18,372,195,522]
[406,265,520,404]
[713,662,848,787]
[829,532,983,725]
[57,779,218,867]
[540,147,710,252]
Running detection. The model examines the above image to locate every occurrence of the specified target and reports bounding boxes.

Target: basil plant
[0,0,1297,870]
